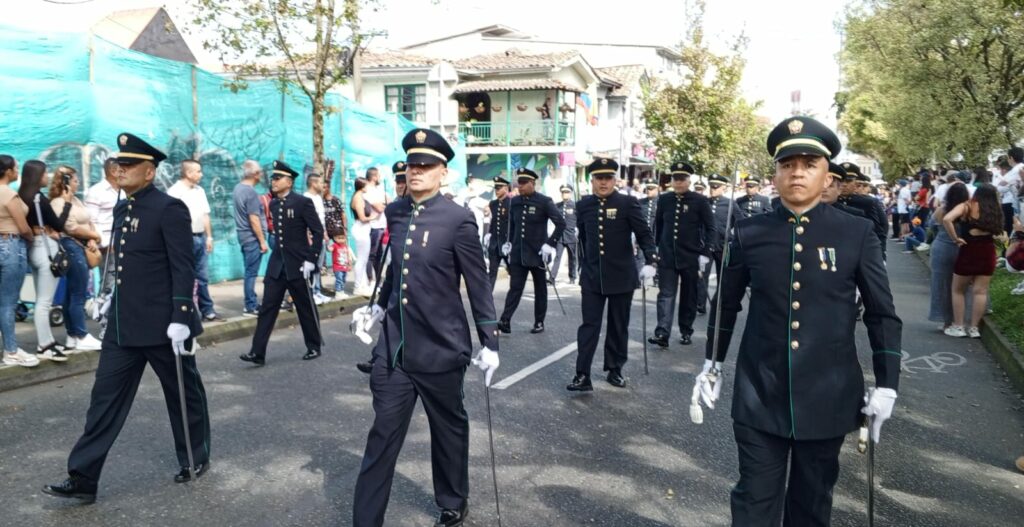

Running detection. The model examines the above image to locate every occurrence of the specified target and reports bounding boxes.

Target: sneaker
[314,295,326,306]
[3,349,41,368]
[335,292,350,300]
[915,243,930,252]
[944,325,967,338]
[902,250,914,254]
[242,309,258,317]
[967,327,981,339]
[37,343,69,363]
[203,312,225,322]
[1012,284,1024,296]
[353,287,373,297]
[64,337,78,351]
[75,334,103,352]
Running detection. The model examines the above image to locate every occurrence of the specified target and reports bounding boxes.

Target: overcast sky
[9,0,847,123]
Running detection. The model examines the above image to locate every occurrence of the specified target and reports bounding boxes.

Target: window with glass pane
[385,84,426,122]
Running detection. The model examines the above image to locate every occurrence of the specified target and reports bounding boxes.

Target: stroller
[15,268,67,327]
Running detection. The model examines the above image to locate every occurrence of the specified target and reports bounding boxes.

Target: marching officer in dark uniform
[43,133,210,503]
[635,179,660,274]
[693,176,707,196]
[696,174,743,315]
[838,162,888,259]
[735,175,773,218]
[649,161,717,347]
[824,163,865,217]
[695,116,901,526]
[349,128,499,527]
[567,159,657,391]
[497,167,566,334]
[552,184,579,284]
[240,160,324,366]
[485,176,512,288]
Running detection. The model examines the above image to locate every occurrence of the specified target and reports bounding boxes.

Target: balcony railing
[458,120,575,147]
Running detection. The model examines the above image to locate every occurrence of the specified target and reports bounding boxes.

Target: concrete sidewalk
[0,274,365,392]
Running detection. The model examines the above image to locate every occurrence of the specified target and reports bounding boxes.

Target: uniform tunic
[574,192,657,373]
[354,193,498,526]
[249,190,324,358]
[653,190,717,339]
[553,198,579,282]
[736,193,773,218]
[697,195,743,311]
[838,193,888,259]
[486,195,511,287]
[499,192,566,325]
[68,183,209,483]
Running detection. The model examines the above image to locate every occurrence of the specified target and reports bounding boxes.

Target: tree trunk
[312,94,326,174]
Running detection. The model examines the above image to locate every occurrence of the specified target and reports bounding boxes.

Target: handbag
[81,240,102,269]
[34,194,69,277]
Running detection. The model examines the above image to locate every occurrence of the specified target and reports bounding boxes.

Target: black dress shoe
[606,370,626,388]
[434,502,469,527]
[497,320,511,334]
[530,322,545,334]
[239,352,265,366]
[648,334,669,348]
[679,334,693,345]
[697,307,707,315]
[566,373,593,392]
[174,462,209,483]
[356,361,373,374]
[302,349,321,360]
[42,476,97,503]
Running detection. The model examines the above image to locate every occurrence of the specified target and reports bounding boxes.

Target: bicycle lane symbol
[900,350,967,374]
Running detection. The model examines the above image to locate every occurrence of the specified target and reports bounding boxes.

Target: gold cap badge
[601,159,608,165]
[119,134,128,146]
[415,130,427,144]
[788,119,804,134]
[397,162,404,169]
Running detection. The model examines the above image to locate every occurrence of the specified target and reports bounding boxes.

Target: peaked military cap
[828,162,849,181]
[493,176,510,187]
[114,132,167,166]
[745,175,763,185]
[643,178,660,189]
[708,174,730,186]
[560,185,573,193]
[402,128,455,165]
[693,177,707,190]
[669,161,694,177]
[392,161,407,182]
[766,116,841,161]
[515,168,539,181]
[271,160,299,179]
[587,158,619,177]
[840,161,862,180]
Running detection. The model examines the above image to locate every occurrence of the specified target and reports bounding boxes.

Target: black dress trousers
[353,362,469,527]
[501,263,548,325]
[487,242,507,289]
[67,342,210,483]
[654,262,700,339]
[250,269,322,358]
[696,249,724,311]
[730,423,844,527]
[575,289,634,374]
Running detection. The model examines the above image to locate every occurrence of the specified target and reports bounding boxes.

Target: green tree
[190,0,371,171]
[840,0,1024,176]
[641,0,766,177]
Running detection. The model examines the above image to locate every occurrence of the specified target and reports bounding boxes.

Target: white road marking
[491,342,578,390]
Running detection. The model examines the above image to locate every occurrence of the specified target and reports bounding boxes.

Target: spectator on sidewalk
[943,184,1002,339]
[323,175,346,239]
[303,173,329,303]
[167,160,221,321]
[363,167,388,282]
[328,232,354,300]
[84,158,122,294]
[903,217,928,253]
[929,183,970,331]
[893,178,913,240]
[50,166,104,352]
[233,160,269,317]
[0,155,38,367]
[995,150,1021,236]
[350,177,377,296]
[19,160,71,361]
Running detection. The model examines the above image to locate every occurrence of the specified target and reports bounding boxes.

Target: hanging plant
[491,105,503,112]
[516,103,528,111]
[473,102,487,114]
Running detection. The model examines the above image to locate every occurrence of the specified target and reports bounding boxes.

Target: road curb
[0,296,365,393]
[913,248,1024,394]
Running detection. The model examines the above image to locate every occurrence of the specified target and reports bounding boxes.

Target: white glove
[350,305,385,345]
[300,261,316,279]
[638,264,657,286]
[484,233,491,247]
[471,347,500,387]
[690,359,724,424]
[501,242,511,256]
[167,322,193,356]
[698,255,711,268]
[540,243,556,263]
[861,387,897,443]
[91,293,111,321]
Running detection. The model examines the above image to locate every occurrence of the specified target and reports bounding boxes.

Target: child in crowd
[904,217,928,253]
[329,232,355,300]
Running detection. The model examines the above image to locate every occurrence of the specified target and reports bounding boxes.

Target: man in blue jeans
[168,160,221,321]
[233,160,269,316]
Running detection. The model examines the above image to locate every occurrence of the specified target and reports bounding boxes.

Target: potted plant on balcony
[516,103,528,112]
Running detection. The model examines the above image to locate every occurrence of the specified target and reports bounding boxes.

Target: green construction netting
[0,25,466,282]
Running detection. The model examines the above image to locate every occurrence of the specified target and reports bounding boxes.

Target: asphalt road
[1,250,1022,526]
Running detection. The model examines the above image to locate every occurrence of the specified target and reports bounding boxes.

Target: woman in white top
[349,178,378,296]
